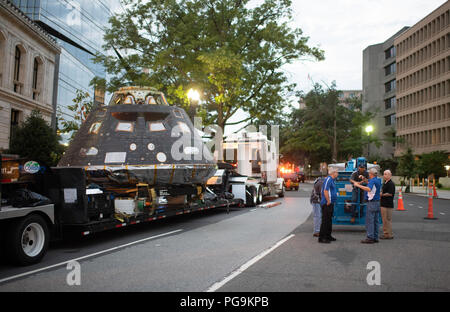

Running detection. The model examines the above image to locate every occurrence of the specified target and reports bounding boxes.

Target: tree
[378,157,398,176]
[57,89,93,141]
[416,151,448,179]
[280,83,377,165]
[8,110,64,166]
[94,0,324,132]
[397,148,416,191]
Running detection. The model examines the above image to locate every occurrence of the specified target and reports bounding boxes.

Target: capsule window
[173,109,183,119]
[116,122,134,132]
[149,122,166,132]
[123,95,135,105]
[177,122,191,134]
[145,95,157,105]
[89,122,102,134]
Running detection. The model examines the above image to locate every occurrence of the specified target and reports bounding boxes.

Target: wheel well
[24,212,53,230]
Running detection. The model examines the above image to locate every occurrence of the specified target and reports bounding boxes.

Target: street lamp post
[365,125,374,160]
[445,165,450,178]
[187,89,200,120]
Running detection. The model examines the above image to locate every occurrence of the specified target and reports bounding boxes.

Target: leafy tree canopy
[57,89,93,141]
[94,0,324,131]
[416,151,448,179]
[280,83,377,165]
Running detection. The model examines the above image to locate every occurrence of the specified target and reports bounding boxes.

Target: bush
[436,183,443,189]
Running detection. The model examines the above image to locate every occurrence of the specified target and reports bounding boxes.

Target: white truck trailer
[218,132,285,206]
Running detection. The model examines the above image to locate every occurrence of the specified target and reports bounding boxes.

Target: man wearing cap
[354,168,382,244]
[349,164,369,223]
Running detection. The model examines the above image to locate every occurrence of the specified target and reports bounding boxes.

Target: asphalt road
[0,186,312,291]
[1,183,448,292]
[218,190,450,292]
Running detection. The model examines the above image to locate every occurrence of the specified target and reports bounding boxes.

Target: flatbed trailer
[0,156,244,266]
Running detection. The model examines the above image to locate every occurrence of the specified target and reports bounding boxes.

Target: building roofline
[395,1,449,41]
[0,0,61,53]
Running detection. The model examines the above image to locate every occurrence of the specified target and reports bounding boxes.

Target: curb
[407,193,450,200]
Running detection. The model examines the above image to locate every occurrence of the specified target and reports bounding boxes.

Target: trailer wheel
[246,186,257,207]
[6,214,49,266]
[278,185,285,198]
[256,186,263,204]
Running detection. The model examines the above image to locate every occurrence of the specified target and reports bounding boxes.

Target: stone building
[0,0,60,151]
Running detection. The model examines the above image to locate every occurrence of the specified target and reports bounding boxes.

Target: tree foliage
[8,110,64,166]
[57,89,93,141]
[416,151,448,179]
[280,83,377,165]
[397,147,416,183]
[94,0,324,131]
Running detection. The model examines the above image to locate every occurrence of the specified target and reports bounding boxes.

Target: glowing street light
[187,89,200,102]
[365,124,374,159]
[445,165,450,177]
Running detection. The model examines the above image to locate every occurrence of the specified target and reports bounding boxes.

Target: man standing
[310,177,324,237]
[349,164,369,223]
[380,170,395,239]
[354,168,381,244]
[318,167,339,244]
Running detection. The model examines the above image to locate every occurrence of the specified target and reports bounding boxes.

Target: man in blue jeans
[354,168,381,244]
[310,177,324,237]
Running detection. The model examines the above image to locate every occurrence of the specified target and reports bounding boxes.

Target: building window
[385,46,396,59]
[385,79,396,92]
[385,62,396,76]
[10,109,21,144]
[32,58,39,100]
[385,97,396,110]
[13,46,21,93]
[385,114,396,126]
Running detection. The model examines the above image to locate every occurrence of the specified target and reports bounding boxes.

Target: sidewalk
[405,186,450,200]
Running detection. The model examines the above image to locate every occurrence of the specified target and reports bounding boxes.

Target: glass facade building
[11,0,122,141]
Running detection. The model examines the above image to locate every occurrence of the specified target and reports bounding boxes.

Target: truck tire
[246,186,257,207]
[256,186,263,204]
[6,214,50,266]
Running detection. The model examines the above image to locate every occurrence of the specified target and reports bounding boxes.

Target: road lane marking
[0,229,183,285]
[419,206,423,209]
[206,234,295,292]
[440,213,445,215]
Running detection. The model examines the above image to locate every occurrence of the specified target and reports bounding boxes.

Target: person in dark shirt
[380,170,395,239]
[319,167,339,244]
[349,164,369,223]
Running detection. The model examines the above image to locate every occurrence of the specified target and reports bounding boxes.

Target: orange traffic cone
[425,185,437,220]
[433,182,438,198]
[397,189,406,211]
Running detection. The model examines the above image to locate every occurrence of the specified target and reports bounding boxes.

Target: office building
[0,0,60,150]
[363,27,409,159]
[395,1,450,156]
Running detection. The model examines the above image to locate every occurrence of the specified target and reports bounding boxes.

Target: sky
[285,0,448,93]
[225,0,448,134]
